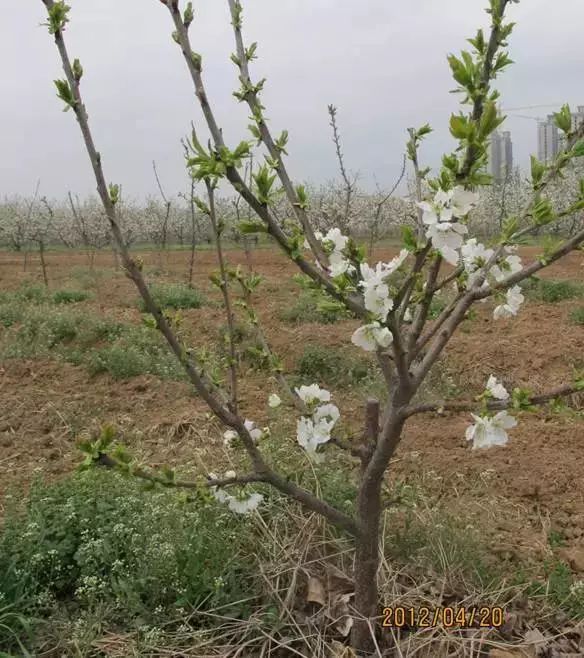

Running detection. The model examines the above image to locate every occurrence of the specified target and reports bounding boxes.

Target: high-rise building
[538,115,559,163]
[489,130,513,182]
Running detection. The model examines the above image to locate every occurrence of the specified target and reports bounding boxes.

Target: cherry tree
[40,0,584,651]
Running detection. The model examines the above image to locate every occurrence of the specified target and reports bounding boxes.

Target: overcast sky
[1,0,583,201]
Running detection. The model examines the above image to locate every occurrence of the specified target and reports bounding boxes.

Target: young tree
[40,0,584,651]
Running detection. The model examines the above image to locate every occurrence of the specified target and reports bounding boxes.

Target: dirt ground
[1,245,584,563]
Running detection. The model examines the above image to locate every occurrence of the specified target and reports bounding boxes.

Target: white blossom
[244,419,263,442]
[450,187,479,217]
[358,251,407,320]
[209,471,264,515]
[313,403,340,426]
[222,430,238,447]
[494,285,524,320]
[418,187,478,266]
[351,322,393,352]
[465,411,517,449]
[295,389,340,461]
[268,393,282,408]
[315,227,356,277]
[296,417,330,461]
[295,384,331,405]
[485,375,509,400]
[322,227,349,253]
[227,492,264,515]
[491,248,523,282]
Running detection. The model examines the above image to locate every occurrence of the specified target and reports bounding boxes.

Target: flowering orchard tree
[40,0,584,651]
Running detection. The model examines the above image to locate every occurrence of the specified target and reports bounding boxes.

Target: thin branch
[97,453,265,489]
[226,0,327,267]
[328,104,355,232]
[163,1,367,317]
[404,384,583,418]
[206,179,239,414]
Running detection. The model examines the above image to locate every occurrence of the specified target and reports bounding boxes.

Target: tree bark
[352,399,381,654]
[352,487,382,654]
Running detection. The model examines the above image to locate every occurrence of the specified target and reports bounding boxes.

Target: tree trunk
[352,399,382,654]
[352,489,382,654]
[39,240,49,288]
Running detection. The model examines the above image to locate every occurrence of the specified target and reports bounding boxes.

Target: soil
[1,245,584,564]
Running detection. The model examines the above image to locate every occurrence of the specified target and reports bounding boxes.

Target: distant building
[489,130,513,182]
[538,115,559,163]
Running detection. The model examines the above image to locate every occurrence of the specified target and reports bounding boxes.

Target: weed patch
[522,276,584,303]
[138,283,204,311]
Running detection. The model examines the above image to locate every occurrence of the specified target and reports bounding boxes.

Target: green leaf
[553,103,572,135]
[450,114,471,139]
[294,185,309,210]
[238,220,268,234]
[401,225,418,252]
[183,1,194,28]
[253,165,277,204]
[72,58,83,82]
[54,79,76,111]
[570,140,584,158]
[530,155,546,188]
[108,184,120,205]
[44,1,70,35]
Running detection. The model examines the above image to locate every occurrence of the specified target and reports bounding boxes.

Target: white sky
[1,0,583,200]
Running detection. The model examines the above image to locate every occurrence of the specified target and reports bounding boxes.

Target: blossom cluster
[295,384,340,461]
[309,228,356,278]
[223,419,263,447]
[350,250,409,351]
[418,187,477,266]
[209,470,263,515]
[465,376,517,449]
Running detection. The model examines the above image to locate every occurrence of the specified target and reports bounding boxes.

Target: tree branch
[403,384,583,418]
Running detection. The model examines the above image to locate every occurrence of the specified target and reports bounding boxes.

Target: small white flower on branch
[296,417,330,462]
[268,393,282,408]
[295,384,331,406]
[295,386,340,461]
[309,227,355,277]
[209,471,264,515]
[461,238,494,287]
[313,403,341,426]
[485,375,509,400]
[227,492,264,514]
[418,187,478,266]
[244,419,263,442]
[493,285,524,320]
[465,411,517,449]
[492,247,523,282]
[223,430,238,447]
[359,250,407,320]
[351,322,393,352]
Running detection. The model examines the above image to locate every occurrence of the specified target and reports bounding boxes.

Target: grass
[52,289,91,305]
[522,276,584,303]
[137,283,204,311]
[569,306,584,325]
[1,459,583,655]
[279,290,351,324]
[294,344,374,388]
[0,298,186,381]
[0,470,261,653]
